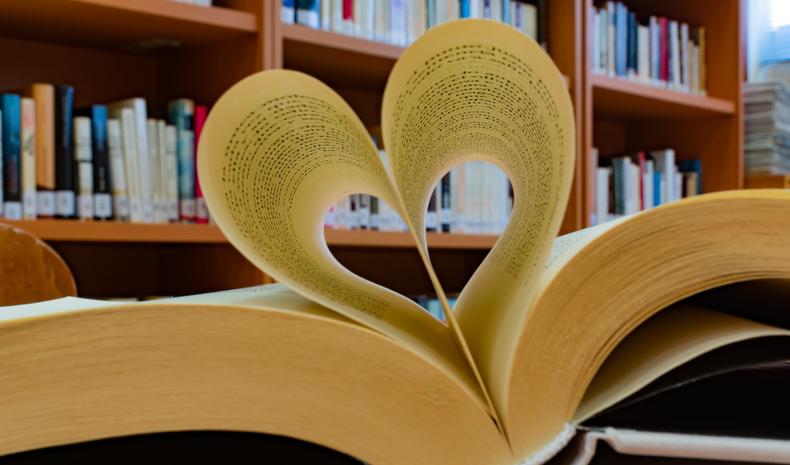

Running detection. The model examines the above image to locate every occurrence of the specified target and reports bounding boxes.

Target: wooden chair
[0,223,76,306]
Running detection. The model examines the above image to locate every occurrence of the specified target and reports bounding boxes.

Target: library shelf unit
[0,0,745,299]
[582,0,744,226]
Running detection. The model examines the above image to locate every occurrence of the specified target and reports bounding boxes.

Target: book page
[381,19,576,418]
[574,305,790,422]
[197,71,485,409]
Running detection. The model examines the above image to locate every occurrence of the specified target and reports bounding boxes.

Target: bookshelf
[583,0,744,225]
[0,0,745,299]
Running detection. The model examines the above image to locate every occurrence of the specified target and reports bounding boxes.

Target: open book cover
[2,20,790,465]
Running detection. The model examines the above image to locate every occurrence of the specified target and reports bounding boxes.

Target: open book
[2,20,790,465]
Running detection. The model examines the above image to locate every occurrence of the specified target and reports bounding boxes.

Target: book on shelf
[285,0,544,46]
[591,1,706,95]
[4,20,790,465]
[592,147,701,226]
[0,86,209,224]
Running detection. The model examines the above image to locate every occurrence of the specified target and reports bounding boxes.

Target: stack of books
[592,148,701,225]
[590,1,706,95]
[325,160,512,235]
[744,81,790,175]
[0,85,210,224]
[283,0,546,47]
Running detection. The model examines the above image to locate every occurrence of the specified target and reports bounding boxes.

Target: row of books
[591,148,701,226]
[0,84,208,223]
[590,2,707,95]
[324,160,512,235]
[283,0,546,47]
[743,81,790,175]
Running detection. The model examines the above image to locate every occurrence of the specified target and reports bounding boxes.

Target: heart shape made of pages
[198,19,574,431]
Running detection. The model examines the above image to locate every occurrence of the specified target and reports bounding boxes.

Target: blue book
[460,0,471,18]
[426,0,436,28]
[281,0,295,24]
[615,2,628,77]
[653,170,662,206]
[612,157,625,215]
[296,0,320,29]
[677,159,702,194]
[82,105,113,219]
[501,0,510,24]
[168,99,196,222]
[1,93,21,219]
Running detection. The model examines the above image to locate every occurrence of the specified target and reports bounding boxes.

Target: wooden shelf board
[1,220,497,249]
[591,74,735,119]
[745,174,790,189]
[282,24,403,90]
[0,0,257,52]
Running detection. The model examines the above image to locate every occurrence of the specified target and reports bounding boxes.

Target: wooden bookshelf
[745,175,790,189]
[582,0,744,226]
[1,0,745,298]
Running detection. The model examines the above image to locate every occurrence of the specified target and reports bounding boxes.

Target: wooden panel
[592,75,735,119]
[0,0,256,52]
[0,37,157,107]
[282,25,400,90]
[745,175,790,189]
[51,242,260,298]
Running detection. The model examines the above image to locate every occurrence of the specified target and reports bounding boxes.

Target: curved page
[197,71,482,407]
[381,19,576,418]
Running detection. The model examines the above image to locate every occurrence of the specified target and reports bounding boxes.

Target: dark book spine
[440,173,451,233]
[91,105,112,219]
[628,11,637,76]
[660,17,669,81]
[537,0,548,49]
[1,94,22,219]
[54,85,75,218]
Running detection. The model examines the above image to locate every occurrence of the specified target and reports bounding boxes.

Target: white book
[146,119,165,223]
[164,125,180,222]
[406,0,426,44]
[642,160,655,209]
[373,0,389,42]
[73,116,94,220]
[669,21,681,90]
[330,0,343,33]
[20,98,36,219]
[625,161,640,215]
[637,25,649,83]
[607,1,615,76]
[296,2,320,28]
[390,0,407,46]
[108,99,152,223]
[591,9,600,73]
[674,171,683,201]
[113,108,142,222]
[321,0,331,30]
[650,149,676,204]
[595,167,611,225]
[106,119,129,221]
[523,3,537,42]
[649,16,659,83]
[450,165,465,233]
[356,0,375,39]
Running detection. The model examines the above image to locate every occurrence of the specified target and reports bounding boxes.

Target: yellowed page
[197,70,484,409]
[575,304,790,422]
[381,19,576,419]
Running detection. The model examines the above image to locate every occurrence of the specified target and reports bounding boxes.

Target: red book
[342,0,353,21]
[659,17,669,82]
[631,151,646,211]
[193,105,209,224]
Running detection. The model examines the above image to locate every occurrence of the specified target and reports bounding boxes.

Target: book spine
[659,17,668,82]
[389,0,406,45]
[194,105,209,224]
[342,0,354,33]
[615,2,627,77]
[612,157,624,215]
[1,94,22,219]
[163,124,180,222]
[146,118,164,223]
[606,2,615,76]
[321,0,331,30]
[168,99,195,222]
[73,116,94,220]
[27,84,56,217]
[117,108,142,222]
[627,11,636,78]
[440,173,451,232]
[21,97,36,219]
[638,25,649,82]
[670,20,680,90]
[281,0,295,24]
[106,118,129,221]
[296,0,320,28]
[54,85,75,218]
[698,27,706,94]
[90,105,112,220]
